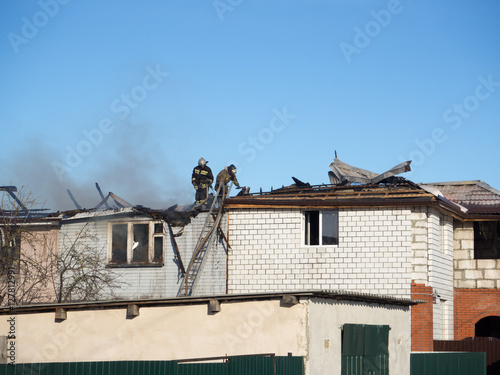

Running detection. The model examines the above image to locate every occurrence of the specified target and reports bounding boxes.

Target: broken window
[304,210,339,246]
[0,228,20,275]
[474,221,500,259]
[109,222,164,266]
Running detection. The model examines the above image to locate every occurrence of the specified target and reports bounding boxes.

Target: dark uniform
[215,164,240,198]
[192,159,213,204]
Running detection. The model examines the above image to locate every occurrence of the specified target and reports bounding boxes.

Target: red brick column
[454,288,500,340]
[411,282,434,351]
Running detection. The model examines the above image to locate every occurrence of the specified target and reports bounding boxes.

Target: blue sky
[1,0,499,211]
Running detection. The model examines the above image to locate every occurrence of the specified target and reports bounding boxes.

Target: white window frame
[107,221,164,266]
[303,210,339,246]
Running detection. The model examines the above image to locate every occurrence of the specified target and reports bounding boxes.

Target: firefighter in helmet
[215,164,240,198]
[192,157,213,205]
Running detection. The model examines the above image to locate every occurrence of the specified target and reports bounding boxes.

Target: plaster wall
[307,298,411,375]
[1,299,307,364]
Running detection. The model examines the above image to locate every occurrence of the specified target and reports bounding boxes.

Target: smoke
[2,123,192,212]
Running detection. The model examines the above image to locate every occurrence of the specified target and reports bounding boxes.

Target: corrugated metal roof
[0,289,419,315]
[422,181,500,215]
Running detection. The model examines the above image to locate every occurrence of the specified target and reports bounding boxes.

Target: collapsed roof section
[328,158,412,185]
[225,178,470,219]
[0,186,50,219]
[223,159,474,220]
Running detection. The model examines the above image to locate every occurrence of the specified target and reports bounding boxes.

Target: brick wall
[227,207,412,297]
[411,207,454,340]
[454,220,500,288]
[411,282,434,351]
[454,288,500,340]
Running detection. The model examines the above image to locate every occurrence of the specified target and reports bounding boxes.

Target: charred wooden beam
[95,183,111,209]
[66,189,82,210]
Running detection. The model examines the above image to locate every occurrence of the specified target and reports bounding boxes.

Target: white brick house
[224,179,464,341]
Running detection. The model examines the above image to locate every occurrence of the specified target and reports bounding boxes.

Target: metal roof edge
[423,180,500,197]
[0,290,417,315]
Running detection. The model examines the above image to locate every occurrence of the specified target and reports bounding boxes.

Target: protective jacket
[216,166,240,190]
[192,165,214,188]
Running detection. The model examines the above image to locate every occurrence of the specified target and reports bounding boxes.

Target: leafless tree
[55,219,125,303]
[1,186,125,305]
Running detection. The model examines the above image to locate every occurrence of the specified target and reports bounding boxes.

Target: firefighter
[192,157,213,205]
[215,164,240,198]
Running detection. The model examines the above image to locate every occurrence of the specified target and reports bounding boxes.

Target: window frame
[474,221,500,259]
[303,209,339,246]
[0,227,21,275]
[107,221,165,267]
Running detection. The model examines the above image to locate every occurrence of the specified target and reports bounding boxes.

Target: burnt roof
[225,178,464,215]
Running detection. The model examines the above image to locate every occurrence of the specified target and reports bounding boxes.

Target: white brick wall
[227,207,412,298]
[454,220,500,289]
[410,206,454,340]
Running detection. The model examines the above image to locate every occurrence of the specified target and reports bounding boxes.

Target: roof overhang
[0,290,419,316]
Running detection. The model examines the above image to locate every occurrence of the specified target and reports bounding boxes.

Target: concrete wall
[227,207,412,298]
[2,299,306,364]
[0,296,410,375]
[308,298,411,375]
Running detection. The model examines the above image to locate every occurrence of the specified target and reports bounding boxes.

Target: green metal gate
[341,324,390,375]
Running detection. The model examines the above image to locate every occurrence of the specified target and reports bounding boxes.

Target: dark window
[154,237,163,263]
[0,229,20,274]
[111,224,127,263]
[474,221,500,259]
[132,224,149,263]
[109,222,164,266]
[304,210,338,246]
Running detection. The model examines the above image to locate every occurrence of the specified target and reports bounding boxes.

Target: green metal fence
[411,352,487,375]
[0,360,178,374]
[0,354,304,375]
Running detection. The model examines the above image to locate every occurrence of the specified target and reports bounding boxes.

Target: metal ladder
[177,182,232,297]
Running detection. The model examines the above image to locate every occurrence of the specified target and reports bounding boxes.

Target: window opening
[474,221,500,259]
[109,221,164,266]
[304,210,338,246]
